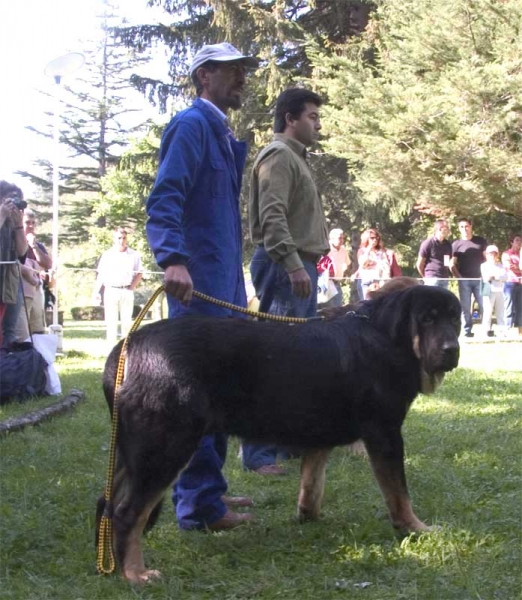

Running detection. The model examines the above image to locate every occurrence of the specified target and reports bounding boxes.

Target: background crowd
[318,221,522,339]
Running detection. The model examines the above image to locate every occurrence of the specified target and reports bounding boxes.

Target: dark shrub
[70,306,104,321]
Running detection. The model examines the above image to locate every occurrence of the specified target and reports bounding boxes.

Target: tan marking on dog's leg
[412,333,422,360]
[120,493,165,584]
[297,448,331,522]
[368,454,429,533]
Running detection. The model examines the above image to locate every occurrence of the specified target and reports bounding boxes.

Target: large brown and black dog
[98,285,461,582]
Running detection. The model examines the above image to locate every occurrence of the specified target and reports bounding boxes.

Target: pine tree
[19,3,153,244]
[310,0,522,219]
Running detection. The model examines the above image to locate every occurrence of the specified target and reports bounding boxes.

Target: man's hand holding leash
[164,264,193,305]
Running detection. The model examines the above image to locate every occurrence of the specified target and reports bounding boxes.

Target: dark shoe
[222,495,254,508]
[207,509,253,531]
[487,330,495,337]
[253,464,288,476]
[464,332,474,338]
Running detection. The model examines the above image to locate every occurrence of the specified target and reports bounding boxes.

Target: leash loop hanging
[96,285,323,574]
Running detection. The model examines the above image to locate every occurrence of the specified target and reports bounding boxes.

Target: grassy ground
[0,321,521,599]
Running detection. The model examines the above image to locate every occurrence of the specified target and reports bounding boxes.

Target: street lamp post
[44,52,84,352]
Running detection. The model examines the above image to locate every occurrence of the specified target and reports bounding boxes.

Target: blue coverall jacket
[146,97,248,317]
[146,98,248,529]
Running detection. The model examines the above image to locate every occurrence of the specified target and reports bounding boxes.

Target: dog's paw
[393,520,431,536]
[297,505,320,523]
[124,569,162,584]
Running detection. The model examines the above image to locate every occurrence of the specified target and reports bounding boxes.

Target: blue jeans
[241,247,318,471]
[172,433,228,530]
[458,278,483,335]
[356,279,364,301]
[250,246,319,318]
[503,282,522,328]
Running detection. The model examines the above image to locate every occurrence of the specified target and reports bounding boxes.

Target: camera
[10,196,27,210]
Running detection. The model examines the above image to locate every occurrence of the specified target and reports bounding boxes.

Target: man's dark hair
[0,181,23,202]
[458,217,472,226]
[191,61,221,96]
[273,88,323,134]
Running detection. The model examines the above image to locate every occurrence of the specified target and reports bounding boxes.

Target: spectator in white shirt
[94,227,143,346]
[480,245,508,337]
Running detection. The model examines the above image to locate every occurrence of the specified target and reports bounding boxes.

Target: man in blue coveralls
[146,42,258,531]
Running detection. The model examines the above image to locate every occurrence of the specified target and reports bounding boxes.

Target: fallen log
[0,389,85,436]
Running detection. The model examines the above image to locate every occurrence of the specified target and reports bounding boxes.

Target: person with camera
[14,209,52,341]
[0,181,28,347]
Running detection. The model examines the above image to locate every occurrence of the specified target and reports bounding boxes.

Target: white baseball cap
[190,42,258,76]
[485,245,499,254]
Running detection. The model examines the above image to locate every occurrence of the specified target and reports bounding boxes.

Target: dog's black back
[104,286,459,449]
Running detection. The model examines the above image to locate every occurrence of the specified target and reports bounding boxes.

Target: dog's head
[364,286,461,394]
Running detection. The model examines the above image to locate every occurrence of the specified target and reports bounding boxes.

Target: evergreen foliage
[310,0,522,219]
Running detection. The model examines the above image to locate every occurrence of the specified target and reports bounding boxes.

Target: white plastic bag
[317,270,339,304]
[29,333,62,395]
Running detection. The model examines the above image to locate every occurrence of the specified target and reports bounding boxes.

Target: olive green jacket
[249,134,329,273]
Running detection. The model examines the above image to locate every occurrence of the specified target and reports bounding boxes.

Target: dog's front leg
[363,425,429,533]
[297,448,332,522]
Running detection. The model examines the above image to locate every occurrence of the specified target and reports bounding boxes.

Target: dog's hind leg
[112,434,203,583]
[362,425,430,533]
[297,448,332,522]
[116,490,166,584]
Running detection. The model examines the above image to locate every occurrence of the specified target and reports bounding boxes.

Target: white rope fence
[1,262,520,282]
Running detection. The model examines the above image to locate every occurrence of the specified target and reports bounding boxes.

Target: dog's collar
[343,311,370,321]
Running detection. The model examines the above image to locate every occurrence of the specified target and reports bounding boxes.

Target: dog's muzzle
[440,341,460,372]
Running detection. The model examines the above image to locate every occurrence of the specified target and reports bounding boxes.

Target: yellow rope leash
[192,289,324,324]
[96,285,323,574]
[96,286,165,575]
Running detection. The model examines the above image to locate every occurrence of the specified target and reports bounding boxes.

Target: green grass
[0,324,521,599]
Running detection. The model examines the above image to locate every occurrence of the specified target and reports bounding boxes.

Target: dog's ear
[366,288,417,348]
[405,287,436,361]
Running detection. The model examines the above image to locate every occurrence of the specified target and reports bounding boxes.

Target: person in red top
[317,228,351,308]
[501,233,522,334]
